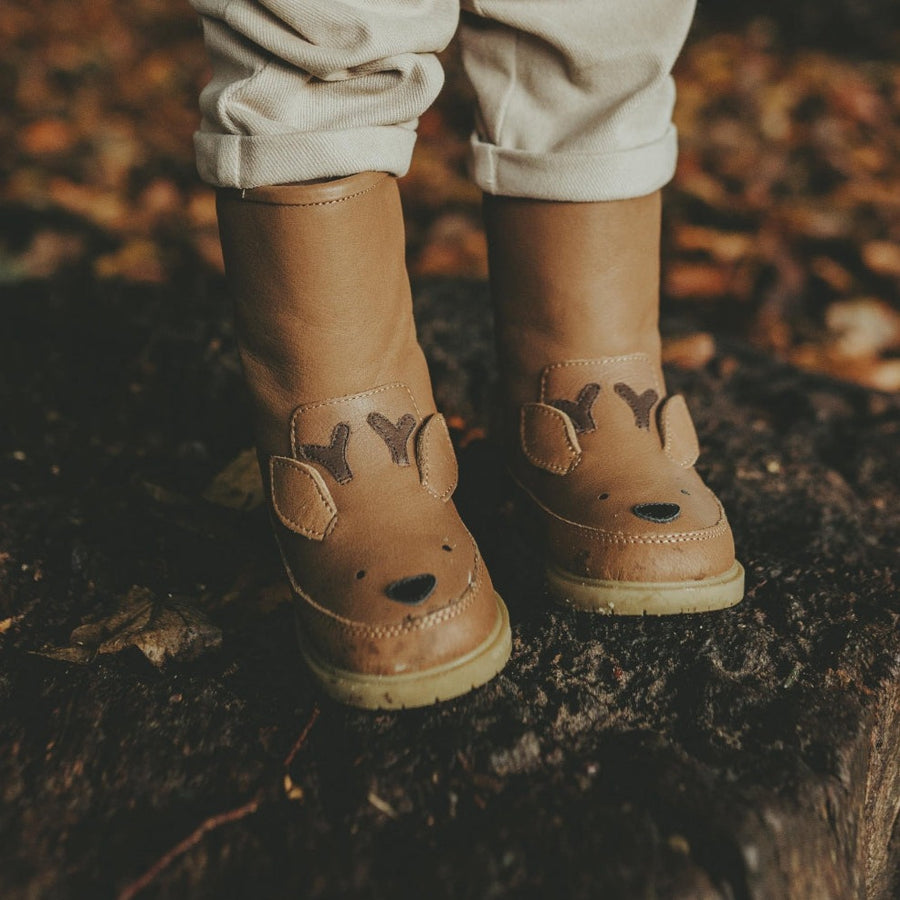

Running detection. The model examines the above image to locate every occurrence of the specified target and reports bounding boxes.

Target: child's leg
[191,0,459,188]
[460,0,744,613]
[191,0,511,707]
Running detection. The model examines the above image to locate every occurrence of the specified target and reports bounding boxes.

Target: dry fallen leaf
[862,242,900,279]
[93,238,167,283]
[412,213,488,279]
[662,332,717,370]
[283,774,304,802]
[19,118,78,155]
[202,449,265,511]
[36,586,222,667]
[673,226,754,264]
[825,297,900,359]
[810,257,854,292]
[367,792,398,819]
[664,263,731,300]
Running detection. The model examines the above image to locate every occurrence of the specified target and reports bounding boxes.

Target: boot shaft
[215,172,435,456]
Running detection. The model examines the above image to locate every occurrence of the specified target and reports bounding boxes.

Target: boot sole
[547,559,745,615]
[295,594,512,710]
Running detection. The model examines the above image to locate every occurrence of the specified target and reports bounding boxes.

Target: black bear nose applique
[632,502,681,523]
[385,573,437,605]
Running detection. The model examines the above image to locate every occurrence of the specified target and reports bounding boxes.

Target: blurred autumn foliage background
[2,0,900,391]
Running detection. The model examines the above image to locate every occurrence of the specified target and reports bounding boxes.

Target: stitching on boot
[418,414,457,501]
[367,412,416,466]
[548,383,601,434]
[297,423,353,485]
[290,385,420,458]
[278,532,484,637]
[513,476,728,543]
[539,355,660,401]
[269,457,337,540]
[235,181,382,209]
[614,383,659,430]
[658,395,700,468]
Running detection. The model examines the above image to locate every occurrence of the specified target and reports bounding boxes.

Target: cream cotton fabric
[190,0,696,200]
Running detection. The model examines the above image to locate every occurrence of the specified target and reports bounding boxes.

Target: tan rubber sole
[295,594,512,710]
[547,559,745,615]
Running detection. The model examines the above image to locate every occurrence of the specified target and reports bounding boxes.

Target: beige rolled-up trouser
[190,0,696,201]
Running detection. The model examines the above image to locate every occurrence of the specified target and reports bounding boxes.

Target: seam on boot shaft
[219,171,388,207]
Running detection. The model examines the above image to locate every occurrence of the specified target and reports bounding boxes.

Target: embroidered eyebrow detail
[297,422,353,484]
[614,383,659,430]
[548,383,601,434]
[367,412,417,466]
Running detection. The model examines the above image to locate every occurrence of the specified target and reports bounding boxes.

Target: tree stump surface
[0,277,898,899]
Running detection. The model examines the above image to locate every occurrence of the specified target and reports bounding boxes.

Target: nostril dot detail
[681,489,690,495]
[356,570,366,580]
[385,573,437,605]
[632,502,681,523]
[598,492,610,500]
[442,544,453,552]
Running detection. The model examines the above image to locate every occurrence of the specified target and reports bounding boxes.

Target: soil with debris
[0,272,898,899]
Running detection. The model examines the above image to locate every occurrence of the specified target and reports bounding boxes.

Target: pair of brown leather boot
[216,172,744,710]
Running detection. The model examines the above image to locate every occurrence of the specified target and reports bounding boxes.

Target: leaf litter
[36,585,222,666]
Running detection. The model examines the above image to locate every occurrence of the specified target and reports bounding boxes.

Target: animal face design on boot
[515,356,742,611]
[269,384,467,614]
[521,359,706,529]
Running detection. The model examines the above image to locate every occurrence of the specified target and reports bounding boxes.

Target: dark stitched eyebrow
[548,382,601,434]
[297,422,353,484]
[367,412,417,466]
[614,383,659,430]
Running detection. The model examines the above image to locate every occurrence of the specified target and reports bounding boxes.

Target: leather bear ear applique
[657,395,700,468]
[520,403,582,475]
[269,456,337,541]
[416,413,458,501]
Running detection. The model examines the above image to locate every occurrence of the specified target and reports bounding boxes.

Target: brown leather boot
[217,172,511,708]
[485,191,744,614]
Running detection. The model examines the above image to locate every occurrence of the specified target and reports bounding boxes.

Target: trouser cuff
[469,125,678,201]
[194,126,418,189]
